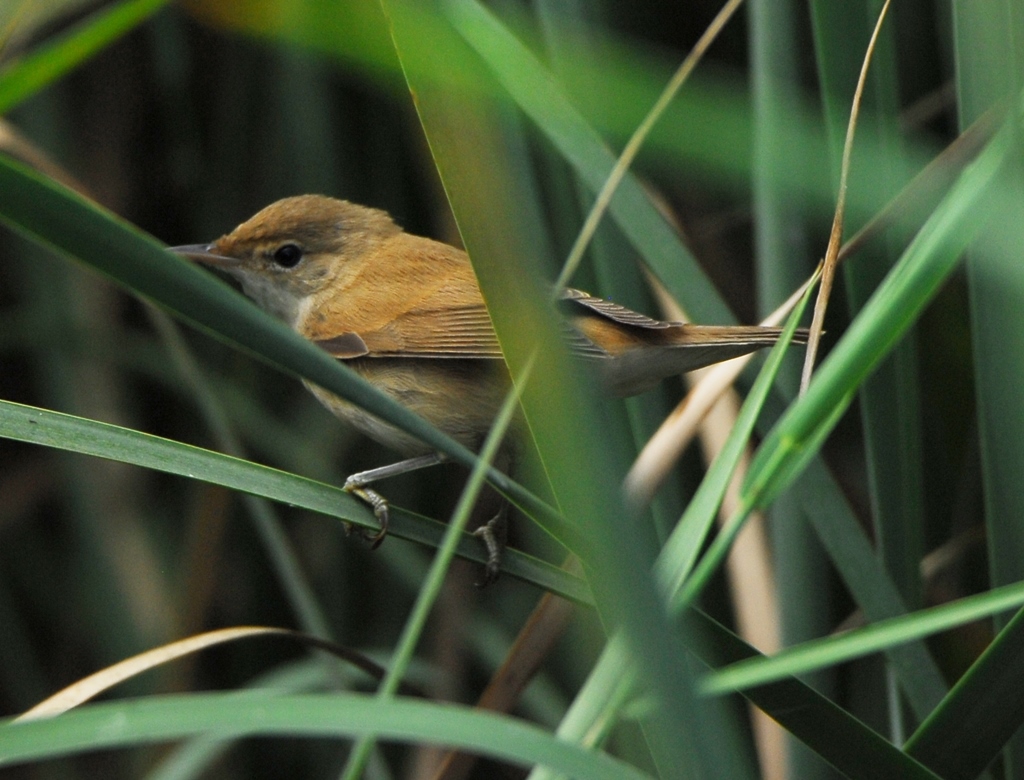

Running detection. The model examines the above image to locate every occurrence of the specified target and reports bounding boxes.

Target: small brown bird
[172,195,798,580]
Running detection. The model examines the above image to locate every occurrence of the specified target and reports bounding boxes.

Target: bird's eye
[272,243,303,268]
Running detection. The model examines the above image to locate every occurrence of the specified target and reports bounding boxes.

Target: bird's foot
[472,507,508,587]
[343,479,389,549]
[340,453,446,548]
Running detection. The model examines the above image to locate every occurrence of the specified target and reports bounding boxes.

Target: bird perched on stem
[172,195,802,582]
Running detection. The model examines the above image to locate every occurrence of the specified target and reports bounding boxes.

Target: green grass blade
[701,577,1024,695]
[0,399,588,602]
[385,1,754,775]
[661,278,816,605]
[0,0,170,114]
[752,4,830,773]
[341,361,530,778]
[689,611,942,780]
[443,0,735,325]
[535,0,684,540]
[907,606,1024,780]
[0,693,656,780]
[743,110,1011,510]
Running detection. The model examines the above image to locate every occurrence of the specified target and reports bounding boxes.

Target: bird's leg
[343,452,446,547]
[473,500,509,587]
[347,450,512,586]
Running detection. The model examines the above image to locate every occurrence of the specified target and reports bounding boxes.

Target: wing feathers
[561,288,678,329]
[313,283,799,369]
[316,305,503,359]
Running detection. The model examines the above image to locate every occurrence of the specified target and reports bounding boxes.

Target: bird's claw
[344,482,389,549]
[343,463,509,587]
[340,454,446,549]
[473,511,508,587]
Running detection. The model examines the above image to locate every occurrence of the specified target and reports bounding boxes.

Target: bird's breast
[305,357,511,455]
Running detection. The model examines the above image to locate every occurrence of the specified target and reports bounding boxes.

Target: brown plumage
[174,195,797,446]
[171,195,803,573]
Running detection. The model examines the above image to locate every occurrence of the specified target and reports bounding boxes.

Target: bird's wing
[559,288,681,358]
[560,289,679,330]
[308,233,505,360]
[312,287,679,361]
[313,303,504,360]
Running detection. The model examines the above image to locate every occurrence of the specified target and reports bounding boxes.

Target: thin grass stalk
[340,358,532,778]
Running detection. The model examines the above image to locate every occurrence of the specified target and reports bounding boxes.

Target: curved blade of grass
[800,0,891,394]
[659,273,817,604]
[0,693,656,780]
[701,576,1024,696]
[551,0,745,293]
[0,399,589,603]
[741,105,1012,509]
[687,610,942,780]
[0,0,169,114]
[443,0,736,326]
[533,611,943,780]
[906,605,1024,780]
[17,627,399,721]
[0,153,568,547]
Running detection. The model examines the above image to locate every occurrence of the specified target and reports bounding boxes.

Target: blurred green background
[0,0,1011,778]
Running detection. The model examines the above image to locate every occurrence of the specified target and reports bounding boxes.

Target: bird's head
[170,195,400,325]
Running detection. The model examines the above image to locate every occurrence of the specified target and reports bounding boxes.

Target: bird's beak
[167,244,239,268]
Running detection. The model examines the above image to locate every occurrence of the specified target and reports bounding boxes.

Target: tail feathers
[665,324,809,347]
[600,325,809,397]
